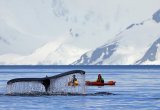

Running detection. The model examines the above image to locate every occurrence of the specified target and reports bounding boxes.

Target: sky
[0,0,160,55]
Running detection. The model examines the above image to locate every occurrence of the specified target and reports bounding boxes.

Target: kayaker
[72,75,77,83]
[96,74,104,83]
[68,75,78,86]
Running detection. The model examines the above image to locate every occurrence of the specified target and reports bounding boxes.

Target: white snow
[0,39,87,65]
[106,20,160,64]
[73,16,160,65]
[0,0,160,55]
[141,45,160,65]
[0,0,160,64]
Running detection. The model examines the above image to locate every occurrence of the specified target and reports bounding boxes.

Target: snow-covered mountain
[136,37,160,64]
[0,0,159,55]
[136,9,160,64]
[73,9,160,65]
[0,40,87,65]
[0,18,42,54]
[0,0,160,65]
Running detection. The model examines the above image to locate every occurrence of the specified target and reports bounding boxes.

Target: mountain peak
[135,37,160,64]
[72,42,118,65]
[72,9,160,65]
[152,9,160,23]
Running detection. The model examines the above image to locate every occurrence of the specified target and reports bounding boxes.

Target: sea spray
[7,72,86,95]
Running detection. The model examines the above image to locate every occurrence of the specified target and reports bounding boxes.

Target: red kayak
[85,81,116,86]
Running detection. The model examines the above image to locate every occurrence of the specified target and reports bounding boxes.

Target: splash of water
[7,73,85,95]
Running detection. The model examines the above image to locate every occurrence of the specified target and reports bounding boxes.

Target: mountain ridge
[72,9,160,65]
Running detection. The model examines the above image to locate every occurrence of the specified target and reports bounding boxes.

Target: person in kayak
[68,75,78,86]
[96,74,104,83]
[72,75,77,83]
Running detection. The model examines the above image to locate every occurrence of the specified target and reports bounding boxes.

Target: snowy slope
[0,0,159,55]
[73,9,160,65]
[0,40,87,65]
[136,37,160,64]
[135,9,160,64]
[0,0,160,65]
[0,17,42,54]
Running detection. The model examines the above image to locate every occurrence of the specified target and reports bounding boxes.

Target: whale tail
[7,70,86,95]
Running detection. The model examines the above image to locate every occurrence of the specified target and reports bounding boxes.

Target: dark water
[0,65,160,110]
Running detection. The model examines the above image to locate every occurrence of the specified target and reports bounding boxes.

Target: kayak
[68,81,79,86]
[85,81,116,86]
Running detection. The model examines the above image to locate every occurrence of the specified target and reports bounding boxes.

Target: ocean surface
[0,65,160,110]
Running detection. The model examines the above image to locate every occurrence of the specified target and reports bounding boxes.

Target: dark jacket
[97,74,104,83]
